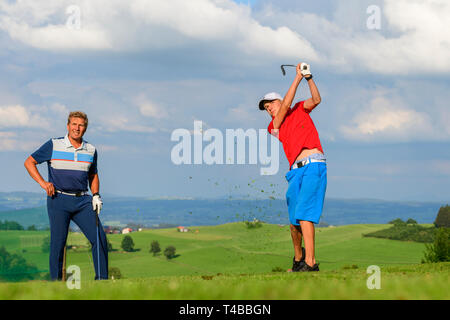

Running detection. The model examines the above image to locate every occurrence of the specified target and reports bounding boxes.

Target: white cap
[259,92,283,110]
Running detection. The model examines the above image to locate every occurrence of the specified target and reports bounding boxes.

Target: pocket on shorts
[301,164,321,193]
[285,169,296,182]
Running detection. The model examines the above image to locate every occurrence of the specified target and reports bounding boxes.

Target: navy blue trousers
[47,193,108,280]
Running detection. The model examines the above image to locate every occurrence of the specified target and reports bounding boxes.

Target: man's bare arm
[303,78,321,111]
[273,63,303,129]
[89,173,100,195]
[24,156,55,196]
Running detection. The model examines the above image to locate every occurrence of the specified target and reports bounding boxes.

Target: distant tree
[0,246,40,281]
[41,236,50,253]
[27,225,37,231]
[121,235,135,252]
[406,218,418,225]
[244,219,263,229]
[422,228,449,263]
[0,220,24,230]
[434,205,450,228]
[109,267,122,279]
[388,218,406,227]
[150,240,161,256]
[164,245,176,259]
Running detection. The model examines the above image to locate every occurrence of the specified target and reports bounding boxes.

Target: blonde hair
[68,111,88,128]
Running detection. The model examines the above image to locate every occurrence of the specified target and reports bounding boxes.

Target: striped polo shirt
[31,134,98,193]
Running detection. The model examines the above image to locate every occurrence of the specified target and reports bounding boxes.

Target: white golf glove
[300,63,311,77]
[92,194,103,214]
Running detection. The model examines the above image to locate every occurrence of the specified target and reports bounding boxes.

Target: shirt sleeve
[30,139,53,164]
[89,150,98,175]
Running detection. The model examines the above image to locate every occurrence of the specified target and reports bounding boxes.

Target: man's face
[263,99,281,117]
[67,117,87,141]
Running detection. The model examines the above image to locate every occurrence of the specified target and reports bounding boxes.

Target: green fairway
[1,223,447,299]
[0,263,448,300]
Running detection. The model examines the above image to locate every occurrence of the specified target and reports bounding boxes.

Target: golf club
[281,64,296,76]
[95,207,101,280]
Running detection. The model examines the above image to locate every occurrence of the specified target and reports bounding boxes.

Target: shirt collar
[64,134,86,150]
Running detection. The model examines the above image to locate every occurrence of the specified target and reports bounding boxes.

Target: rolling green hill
[0,223,448,299]
[0,206,47,229]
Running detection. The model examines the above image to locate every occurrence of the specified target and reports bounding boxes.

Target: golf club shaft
[96,207,101,279]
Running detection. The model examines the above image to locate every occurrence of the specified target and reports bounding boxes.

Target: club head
[280,64,296,76]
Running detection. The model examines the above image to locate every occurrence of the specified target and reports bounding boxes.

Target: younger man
[259,63,326,271]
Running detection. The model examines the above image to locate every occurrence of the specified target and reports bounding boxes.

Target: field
[0,223,448,300]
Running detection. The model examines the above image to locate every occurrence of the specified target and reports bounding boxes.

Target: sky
[0,0,449,202]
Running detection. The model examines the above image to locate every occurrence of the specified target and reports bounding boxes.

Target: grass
[1,223,447,299]
[0,263,448,300]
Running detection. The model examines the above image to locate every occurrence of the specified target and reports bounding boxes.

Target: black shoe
[299,262,320,272]
[290,247,306,272]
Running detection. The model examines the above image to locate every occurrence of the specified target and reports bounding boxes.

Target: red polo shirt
[267,100,323,167]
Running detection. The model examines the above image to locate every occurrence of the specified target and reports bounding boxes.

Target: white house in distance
[122,228,133,234]
[177,226,189,232]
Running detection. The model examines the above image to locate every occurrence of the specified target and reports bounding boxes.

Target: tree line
[364,205,449,263]
[120,236,177,259]
[0,220,42,231]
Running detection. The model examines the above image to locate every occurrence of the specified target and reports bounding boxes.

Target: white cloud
[49,103,69,115]
[0,16,111,51]
[0,105,50,128]
[339,95,439,142]
[0,131,42,151]
[255,0,450,74]
[136,95,168,119]
[100,117,157,133]
[0,0,318,61]
[341,0,450,74]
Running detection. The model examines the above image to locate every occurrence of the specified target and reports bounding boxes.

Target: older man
[24,111,108,280]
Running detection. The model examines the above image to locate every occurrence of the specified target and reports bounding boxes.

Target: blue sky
[0,0,449,202]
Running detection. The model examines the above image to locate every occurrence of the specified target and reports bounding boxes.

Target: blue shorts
[285,161,327,225]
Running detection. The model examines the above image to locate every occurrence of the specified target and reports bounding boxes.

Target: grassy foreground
[0,262,448,299]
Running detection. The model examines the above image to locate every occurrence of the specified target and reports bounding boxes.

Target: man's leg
[286,167,307,270]
[72,196,108,280]
[290,224,303,261]
[295,163,326,269]
[299,220,315,267]
[47,194,72,281]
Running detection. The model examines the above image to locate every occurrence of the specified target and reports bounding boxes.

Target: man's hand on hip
[92,194,103,214]
[40,181,55,196]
